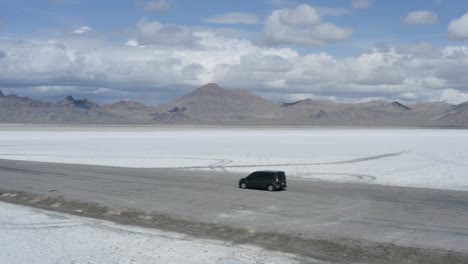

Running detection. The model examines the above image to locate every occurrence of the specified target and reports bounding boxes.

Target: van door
[250,172,262,188]
[257,172,269,189]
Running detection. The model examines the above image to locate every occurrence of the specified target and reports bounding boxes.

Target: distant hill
[0,92,122,124]
[435,102,468,126]
[277,99,457,126]
[103,100,156,122]
[105,100,152,112]
[150,83,280,123]
[0,85,466,127]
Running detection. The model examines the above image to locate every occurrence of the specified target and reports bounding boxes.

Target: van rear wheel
[267,185,274,191]
[240,183,247,189]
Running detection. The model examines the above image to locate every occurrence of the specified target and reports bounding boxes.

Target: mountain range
[1,83,467,127]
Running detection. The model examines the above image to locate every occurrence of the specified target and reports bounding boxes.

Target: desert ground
[1,125,468,190]
[0,202,318,264]
[1,125,468,263]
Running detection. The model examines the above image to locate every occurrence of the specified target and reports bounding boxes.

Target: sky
[0,0,468,105]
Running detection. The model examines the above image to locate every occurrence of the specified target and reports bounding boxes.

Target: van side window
[250,172,258,180]
[254,172,261,180]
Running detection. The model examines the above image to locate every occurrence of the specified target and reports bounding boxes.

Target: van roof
[255,170,285,173]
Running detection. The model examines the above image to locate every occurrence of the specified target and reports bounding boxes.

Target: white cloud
[448,12,468,40]
[352,0,373,9]
[136,0,171,11]
[125,39,139,47]
[181,63,204,80]
[203,12,258,25]
[2,28,468,104]
[239,55,293,72]
[72,26,93,34]
[439,89,468,104]
[396,42,439,58]
[276,5,321,26]
[442,46,468,57]
[404,11,438,25]
[263,5,352,46]
[135,20,197,46]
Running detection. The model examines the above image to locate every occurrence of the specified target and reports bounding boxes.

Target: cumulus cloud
[440,89,468,104]
[1,27,468,104]
[135,0,171,11]
[181,63,204,80]
[441,46,468,57]
[276,4,321,25]
[125,39,139,47]
[396,42,439,58]
[263,5,352,46]
[203,12,258,24]
[72,26,93,34]
[448,12,468,40]
[214,44,468,102]
[240,55,293,72]
[404,11,438,25]
[135,20,197,46]
[352,0,373,9]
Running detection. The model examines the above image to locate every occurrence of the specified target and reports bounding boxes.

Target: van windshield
[277,172,286,181]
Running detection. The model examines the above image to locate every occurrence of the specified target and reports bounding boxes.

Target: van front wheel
[267,185,274,191]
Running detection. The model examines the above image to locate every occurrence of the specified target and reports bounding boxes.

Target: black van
[239,170,287,191]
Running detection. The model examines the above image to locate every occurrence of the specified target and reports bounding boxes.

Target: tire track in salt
[165,151,407,170]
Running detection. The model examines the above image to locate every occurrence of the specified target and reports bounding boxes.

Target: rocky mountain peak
[282,98,336,108]
[155,83,278,120]
[186,83,227,97]
[199,83,223,91]
[391,101,411,110]
[60,95,98,109]
[62,95,77,103]
[317,110,328,118]
[1,82,468,126]
[5,94,30,101]
[180,83,270,104]
[455,101,468,109]
[178,84,221,101]
[282,99,311,107]
[435,101,468,125]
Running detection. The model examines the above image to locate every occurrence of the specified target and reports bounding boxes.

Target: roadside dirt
[1,189,467,264]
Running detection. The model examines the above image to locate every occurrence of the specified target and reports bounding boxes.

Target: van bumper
[276,182,287,189]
